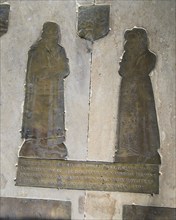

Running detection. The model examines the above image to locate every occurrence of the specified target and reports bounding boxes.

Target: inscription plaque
[16,158,159,194]
[115,27,161,164]
[78,5,110,41]
[0,3,10,37]
[0,197,71,219]
[123,205,176,220]
[19,22,70,159]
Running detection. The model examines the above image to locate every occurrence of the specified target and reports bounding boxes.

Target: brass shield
[78,5,110,41]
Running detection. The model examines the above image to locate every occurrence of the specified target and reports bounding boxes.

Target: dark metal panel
[0,4,10,37]
[123,205,176,220]
[0,197,71,220]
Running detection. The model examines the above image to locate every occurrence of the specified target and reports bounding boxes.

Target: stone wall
[1,0,175,219]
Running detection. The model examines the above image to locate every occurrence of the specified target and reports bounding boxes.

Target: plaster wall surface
[0,0,175,219]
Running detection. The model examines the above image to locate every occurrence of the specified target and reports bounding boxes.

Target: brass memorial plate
[78,5,110,41]
[19,22,69,159]
[115,27,161,165]
[0,197,71,220]
[123,205,176,220]
[0,3,10,37]
[16,25,160,194]
[16,158,159,194]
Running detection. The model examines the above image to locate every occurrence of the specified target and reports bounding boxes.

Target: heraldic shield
[78,5,110,41]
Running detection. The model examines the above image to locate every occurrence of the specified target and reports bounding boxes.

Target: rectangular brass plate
[0,197,71,220]
[0,4,10,37]
[16,158,159,194]
[123,205,176,220]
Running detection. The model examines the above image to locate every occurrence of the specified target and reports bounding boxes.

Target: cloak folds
[116,51,160,164]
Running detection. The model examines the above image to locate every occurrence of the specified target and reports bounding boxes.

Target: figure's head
[119,27,149,76]
[42,22,61,43]
[124,27,148,53]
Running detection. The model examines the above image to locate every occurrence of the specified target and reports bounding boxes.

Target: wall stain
[85,193,116,220]
[0,174,7,189]
[79,196,85,214]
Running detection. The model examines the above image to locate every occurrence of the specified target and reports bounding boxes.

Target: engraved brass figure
[0,3,10,37]
[78,5,110,41]
[115,28,160,164]
[19,22,69,159]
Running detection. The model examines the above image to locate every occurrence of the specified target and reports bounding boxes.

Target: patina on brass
[0,3,10,37]
[19,22,70,159]
[115,27,160,164]
[16,27,160,194]
[78,5,110,41]
[123,205,176,220]
[16,158,159,194]
[0,197,71,220]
